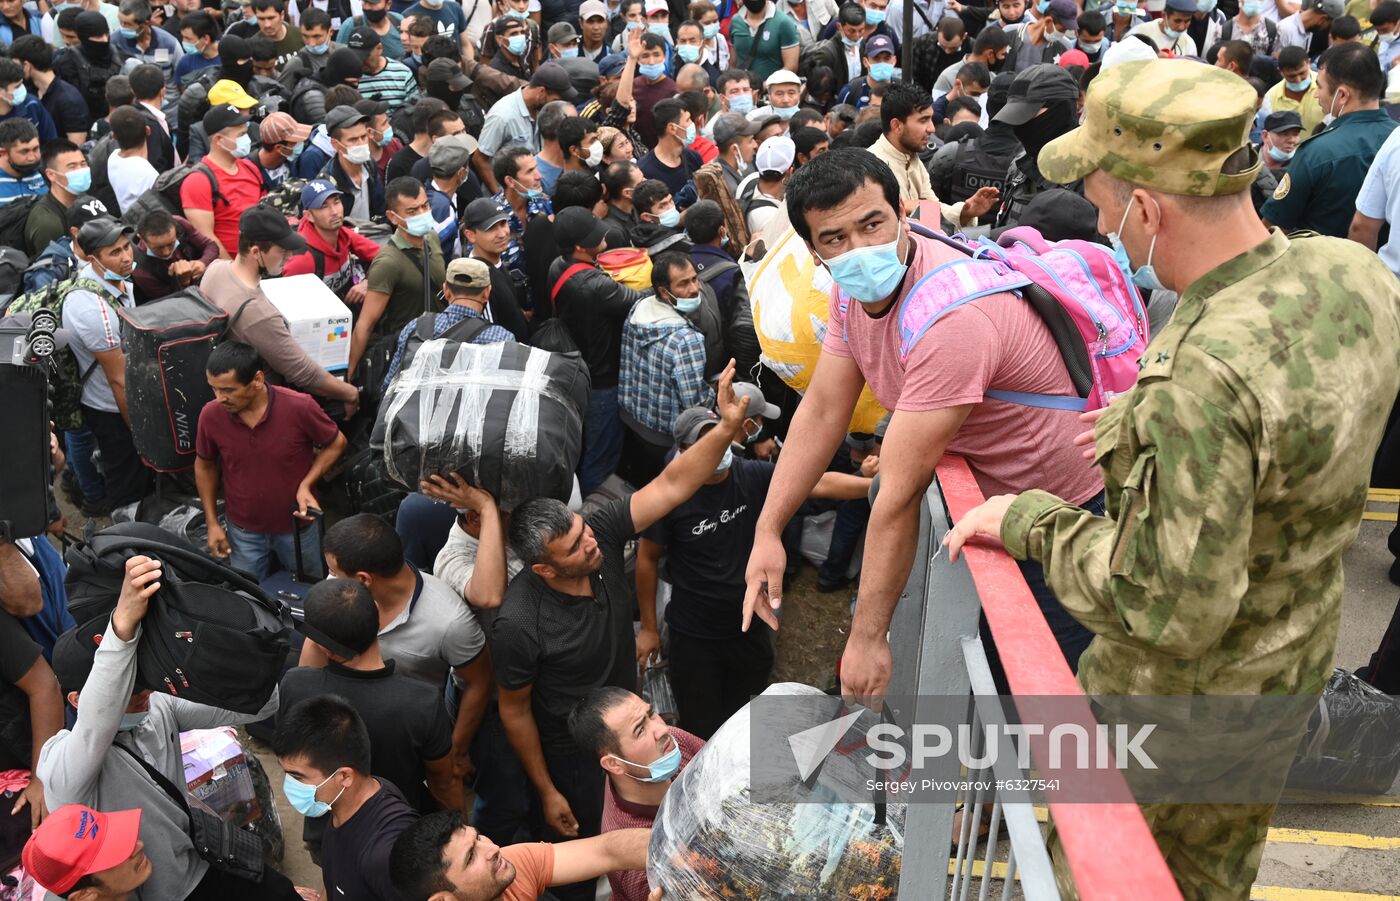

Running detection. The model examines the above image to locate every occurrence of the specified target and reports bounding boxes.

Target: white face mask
[585,141,604,167]
[345,143,373,164]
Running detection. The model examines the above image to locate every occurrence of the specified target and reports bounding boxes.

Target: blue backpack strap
[984,388,1087,411]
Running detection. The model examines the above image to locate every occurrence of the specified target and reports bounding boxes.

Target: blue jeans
[578,386,623,496]
[395,492,459,571]
[227,521,322,583]
[63,427,105,502]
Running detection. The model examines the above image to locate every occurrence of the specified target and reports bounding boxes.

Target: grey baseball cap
[673,406,721,445]
[428,134,478,176]
[732,382,779,419]
[713,111,762,148]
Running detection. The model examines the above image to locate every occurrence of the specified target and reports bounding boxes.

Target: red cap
[23,804,143,894]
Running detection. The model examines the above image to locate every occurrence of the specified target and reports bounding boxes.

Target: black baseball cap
[994,64,1080,126]
[1263,110,1303,133]
[65,195,113,231]
[76,218,134,255]
[530,61,579,101]
[991,188,1102,244]
[462,197,511,231]
[345,25,381,55]
[325,104,369,133]
[554,206,608,252]
[51,616,110,696]
[239,206,308,252]
[202,103,249,135]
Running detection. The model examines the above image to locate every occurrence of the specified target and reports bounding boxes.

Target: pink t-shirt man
[822,229,1103,506]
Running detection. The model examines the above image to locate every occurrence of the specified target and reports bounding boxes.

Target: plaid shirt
[488,189,552,283]
[382,304,515,391]
[620,301,714,435]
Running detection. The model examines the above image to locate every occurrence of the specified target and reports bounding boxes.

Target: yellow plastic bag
[597,248,653,291]
[745,227,888,433]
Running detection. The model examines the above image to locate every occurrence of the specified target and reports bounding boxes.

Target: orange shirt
[502,842,555,900]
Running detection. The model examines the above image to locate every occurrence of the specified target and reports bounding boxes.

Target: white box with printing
[261,273,352,376]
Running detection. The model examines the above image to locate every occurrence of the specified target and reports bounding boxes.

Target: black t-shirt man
[643,457,774,641]
[277,660,453,813]
[0,611,42,770]
[321,778,420,901]
[40,77,90,139]
[491,497,636,756]
[637,147,703,197]
[385,144,423,183]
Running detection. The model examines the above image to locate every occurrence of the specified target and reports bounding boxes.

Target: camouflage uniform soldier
[946,59,1400,899]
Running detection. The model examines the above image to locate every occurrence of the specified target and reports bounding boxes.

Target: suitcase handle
[291,507,324,583]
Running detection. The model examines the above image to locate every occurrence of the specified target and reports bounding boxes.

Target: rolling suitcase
[257,509,324,623]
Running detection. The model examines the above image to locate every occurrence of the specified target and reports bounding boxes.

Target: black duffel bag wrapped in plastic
[372,339,590,511]
[1286,668,1400,796]
[118,289,227,473]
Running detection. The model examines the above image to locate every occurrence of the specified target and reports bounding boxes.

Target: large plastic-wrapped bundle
[742,228,889,434]
[374,339,591,511]
[648,683,902,900]
[1286,668,1400,796]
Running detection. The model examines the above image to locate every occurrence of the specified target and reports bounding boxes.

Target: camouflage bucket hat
[1039,59,1262,196]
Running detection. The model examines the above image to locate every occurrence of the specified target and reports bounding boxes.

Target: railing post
[887,471,985,898]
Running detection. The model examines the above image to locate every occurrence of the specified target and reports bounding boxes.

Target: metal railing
[886,455,1182,901]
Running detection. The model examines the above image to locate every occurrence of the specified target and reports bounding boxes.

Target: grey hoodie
[37,620,279,901]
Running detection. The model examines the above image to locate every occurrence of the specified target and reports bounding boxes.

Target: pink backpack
[887,223,1150,412]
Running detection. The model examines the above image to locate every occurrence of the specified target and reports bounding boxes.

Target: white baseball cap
[764,68,804,88]
[755,135,796,175]
[644,0,668,13]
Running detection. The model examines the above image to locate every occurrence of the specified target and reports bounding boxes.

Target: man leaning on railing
[944,59,1400,899]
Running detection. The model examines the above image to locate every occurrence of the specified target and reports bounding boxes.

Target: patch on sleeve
[1272,173,1291,201]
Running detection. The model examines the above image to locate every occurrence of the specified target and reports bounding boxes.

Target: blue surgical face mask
[639,60,667,79]
[116,711,148,732]
[1079,38,1102,53]
[728,93,753,114]
[1162,24,1183,40]
[684,122,696,143]
[1241,0,1263,14]
[282,771,345,818]
[820,236,907,303]
[609,736,682,782]
[869,62,894,82]
[524,186,544,198]
[1037,0,1050,11]
[560,45,579,57]
[703,22,719,38]
[773,103,799,120]
[146,238,179,259]
[104,266,131,283]
[864,6,885,25]
[402,210,436,237]
[287,140,304,161]
[505,6,529,17]
[377,128,394,146]
[1107,196,1166,292]
[506,33,528,55]
[182,40,200,54]
[1267,144,1295,163]
[658,205,680,227]
[626,19,645,29]
[230,133,253,158]
[673,292,701,312]
[9,84,26,107]
[64,167,91,195]
[307,41,330,55]
[677,43,700,62]
[648,22,670,37]
[1197,0,1216,11]
[119,26,139,39]
[712,447,733,474]
[1113,1,1137,15]
[1285,76,1311,92]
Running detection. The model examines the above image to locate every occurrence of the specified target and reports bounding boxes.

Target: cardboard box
[261,273,353,376]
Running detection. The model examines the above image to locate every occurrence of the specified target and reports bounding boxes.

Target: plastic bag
[648,683,902,900]
[373,339,590,512]
[1286,668,1400,796]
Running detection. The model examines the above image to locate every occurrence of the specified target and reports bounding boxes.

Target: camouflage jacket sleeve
[1000,374,1258,660]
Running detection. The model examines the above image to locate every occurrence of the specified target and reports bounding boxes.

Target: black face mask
[1012,99,1076,159]
[364,7,388,22]
[79,38,111,63]
[12,160,39,175]
[221,60,255,86]
[743,0,766,11]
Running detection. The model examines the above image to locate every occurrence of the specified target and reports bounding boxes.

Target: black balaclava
[1012,98,1076,161]
[322,48,365,87]
[219,34,255,86]
[75,11,111,63]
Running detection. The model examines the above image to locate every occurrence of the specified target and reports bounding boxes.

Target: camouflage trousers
[1051,802,1276,901]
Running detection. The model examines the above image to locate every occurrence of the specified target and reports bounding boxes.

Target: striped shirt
[0,169,47,205]
[356,59,419,112]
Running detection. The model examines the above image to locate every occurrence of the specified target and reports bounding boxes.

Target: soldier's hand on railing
[839,632,893,706]
[943,495,1017,563]
[742,530,786,631]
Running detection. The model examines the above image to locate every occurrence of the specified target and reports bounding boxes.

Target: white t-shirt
[107,153,159,214]
[1355,126,1400,278]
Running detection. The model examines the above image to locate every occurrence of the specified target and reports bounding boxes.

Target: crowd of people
[3,0,1400,898]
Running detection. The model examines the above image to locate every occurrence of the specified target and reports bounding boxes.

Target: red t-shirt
[194,385,341,534]
[823,230,1103,504]
[501,842,554,900]
[179,158,266,256]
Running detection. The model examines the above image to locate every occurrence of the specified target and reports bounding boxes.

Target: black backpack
[950,137,1013,204]
[62,523,292,714]
[123,163,225,228]
[0,195,40,251]
[698,259,760,378]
